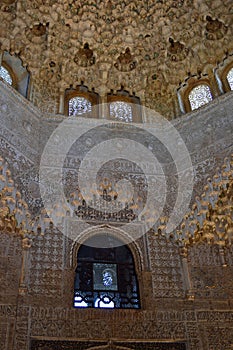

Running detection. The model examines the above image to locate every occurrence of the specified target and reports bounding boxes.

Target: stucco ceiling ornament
[1,0,16,5]
[167,38,189,62]
[74,43,96,67]
[205,16,228,40]
[114,48,136,72]
[25,23,47,45]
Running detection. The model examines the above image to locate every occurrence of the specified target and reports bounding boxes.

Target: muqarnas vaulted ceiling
[0,0,233,118]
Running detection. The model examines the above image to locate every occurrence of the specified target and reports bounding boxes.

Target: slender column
[219,246,227,267]
[98,85,108,119]
[19,237,31,295]
[140,95,146,122]
[27,76,33,101]
[180,247,194,300]
[177,90,186,114]
[0,51,3,66]
[99,63,110,119]
[59,90,65,115]
[214,69,225,94]
[208,68,221,97]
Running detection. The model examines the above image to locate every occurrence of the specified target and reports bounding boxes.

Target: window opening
[110,101,133,122]
[74,235,140,309]
[188,84,213,111]
[227,67,233,90]
[0,66,13,85]
[69,96,92,116]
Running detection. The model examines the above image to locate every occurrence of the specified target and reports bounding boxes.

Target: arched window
[226,67,233,90]
[0,52,30,97]
[0,66,13,85]
[69,96,92,116]
[64,84,99,117]
[110,101,133,122]
[188,84,213,111]
[107,88,142,123]
[74,235,140,309]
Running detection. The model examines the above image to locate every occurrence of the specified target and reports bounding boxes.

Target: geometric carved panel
[30,340,107,350]
[29,231,64,296]
[148,235,185,298]
[30,340,187,350]
[118,342,187,350]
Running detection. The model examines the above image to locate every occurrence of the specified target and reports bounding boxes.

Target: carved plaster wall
[0,78,233,349]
